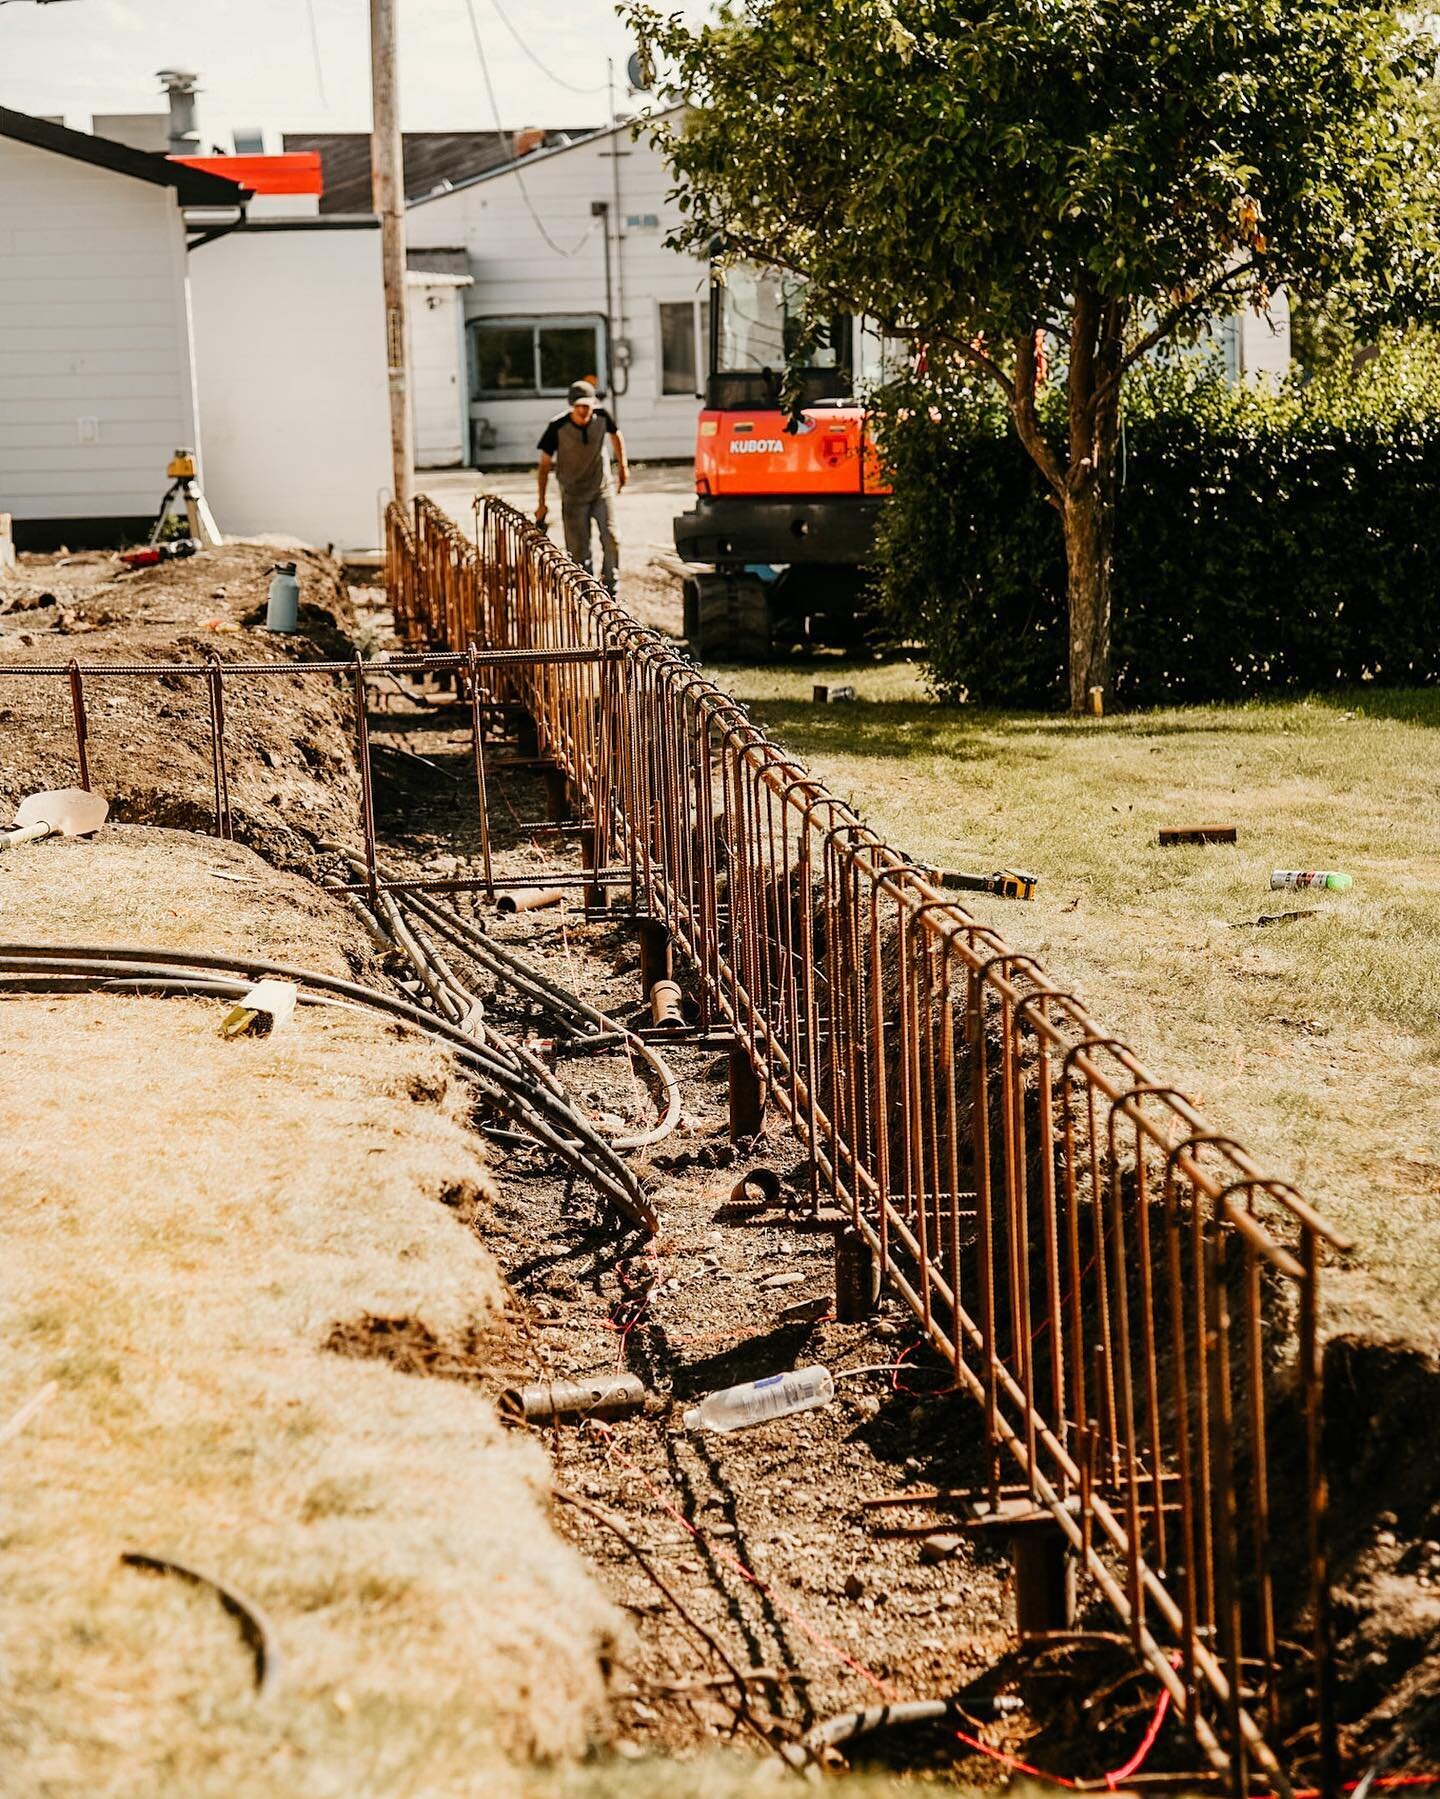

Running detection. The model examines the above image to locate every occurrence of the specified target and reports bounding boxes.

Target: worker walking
[535,380,629,595]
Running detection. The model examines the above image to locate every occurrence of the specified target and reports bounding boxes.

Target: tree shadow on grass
[1313,686,1440,728]
[742,697,1289,769]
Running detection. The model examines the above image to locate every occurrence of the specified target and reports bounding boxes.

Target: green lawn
[716,661,1440,1351]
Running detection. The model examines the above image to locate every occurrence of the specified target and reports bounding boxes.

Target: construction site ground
[0,827,631,1797]
[0,540,1058,1795]
[3,529,1437,1789]
[423,468,1440,1769]
[427,466,1440,1349]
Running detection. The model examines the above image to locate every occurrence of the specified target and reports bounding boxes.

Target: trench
[340,661,1236,1784]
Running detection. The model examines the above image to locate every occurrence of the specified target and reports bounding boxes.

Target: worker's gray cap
[568,380,598,404]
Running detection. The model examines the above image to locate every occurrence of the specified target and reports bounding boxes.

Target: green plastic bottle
[1270,870,1353,892]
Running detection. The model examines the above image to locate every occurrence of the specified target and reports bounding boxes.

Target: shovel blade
[13,787,109,839]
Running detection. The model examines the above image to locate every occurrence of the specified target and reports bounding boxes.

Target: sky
[0,0,692,145]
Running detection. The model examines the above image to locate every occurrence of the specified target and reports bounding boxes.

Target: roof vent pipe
[157,69,201,156]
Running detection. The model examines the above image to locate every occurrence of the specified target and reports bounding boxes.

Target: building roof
[407,246,470,277]
[0,106,250,206]
[404,107,683,210]
[172,151,323,197]
[281,129,593,214]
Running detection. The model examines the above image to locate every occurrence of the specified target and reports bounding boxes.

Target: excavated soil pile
[0,542,363,873]
[0,828,627,1797]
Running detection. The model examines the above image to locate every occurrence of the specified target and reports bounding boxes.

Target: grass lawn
[715,660,1440,1353]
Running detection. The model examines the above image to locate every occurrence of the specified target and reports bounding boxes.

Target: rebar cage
[392,493,1350,1796]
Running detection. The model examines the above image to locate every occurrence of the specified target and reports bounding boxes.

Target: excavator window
[708,264,854,411]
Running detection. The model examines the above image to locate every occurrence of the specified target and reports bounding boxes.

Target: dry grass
[722,665,1440,1351]
[0,828,622,1796]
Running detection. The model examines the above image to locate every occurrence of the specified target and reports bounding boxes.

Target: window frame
[655,295,709,401]
[467,313,608,401]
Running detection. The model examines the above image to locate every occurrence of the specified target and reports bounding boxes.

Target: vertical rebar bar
[66,660,90,792]
[466,643,494,895]
[354,654,378,908]
[205,655,232,840]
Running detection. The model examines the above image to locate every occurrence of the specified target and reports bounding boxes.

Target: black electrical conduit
[0,944,656,1234]
[801,1695,1023,1756]
[322,845,682,1152]
[0,949,651,1230]
[0,957,641,1225]
[391,890,684,1151]
[357,883,617,1150]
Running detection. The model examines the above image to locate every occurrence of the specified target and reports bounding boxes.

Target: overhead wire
[304,0,328,108]
[483,0,608,94]
[459,0,602,259]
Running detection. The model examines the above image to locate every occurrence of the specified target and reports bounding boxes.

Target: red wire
[951,1722,1080,1788]
[1292,1781,1440,1798]
[609,1245,659,1370]
[892,1337,920,1392]
[1105,1686,1173,1787]
[591,1420,896,1700]
[589,1420,1185,1789]
[951,1679,1171,1790]
[580,1275,1440,1798]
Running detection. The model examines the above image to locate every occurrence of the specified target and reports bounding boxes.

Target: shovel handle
[0,821,51,849]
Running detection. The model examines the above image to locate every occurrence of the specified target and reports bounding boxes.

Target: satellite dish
[626,48,654,92]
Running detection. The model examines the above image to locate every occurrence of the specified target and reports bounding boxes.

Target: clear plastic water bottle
[683,1365,834,1434]
[1270,870,1353,892]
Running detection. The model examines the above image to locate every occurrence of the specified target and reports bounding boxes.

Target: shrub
[872,338,1440,706]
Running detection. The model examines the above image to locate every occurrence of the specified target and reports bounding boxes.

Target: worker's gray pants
[561,491,619,595]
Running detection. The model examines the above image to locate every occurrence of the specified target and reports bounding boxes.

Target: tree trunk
[1062,482,1112,713]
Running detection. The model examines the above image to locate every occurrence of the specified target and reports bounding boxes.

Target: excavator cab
[674,263,890,659]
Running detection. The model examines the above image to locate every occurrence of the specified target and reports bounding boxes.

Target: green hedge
[872,343,1440,706]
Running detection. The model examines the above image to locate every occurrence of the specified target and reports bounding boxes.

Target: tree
[628,0,1440,709]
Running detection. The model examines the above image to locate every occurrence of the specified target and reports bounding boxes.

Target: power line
[304,0,328,107]
[460,0,600,259]
[485,0,608,95]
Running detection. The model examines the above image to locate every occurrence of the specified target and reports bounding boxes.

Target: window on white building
[659,298,710,397]
[469,317,606,399]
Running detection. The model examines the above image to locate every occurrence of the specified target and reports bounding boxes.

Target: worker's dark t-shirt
[538,408,617,504]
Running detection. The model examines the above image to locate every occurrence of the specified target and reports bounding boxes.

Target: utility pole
[369,0,413,511]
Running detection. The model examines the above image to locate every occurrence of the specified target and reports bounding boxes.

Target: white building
[1220,297,1292,383]
[406,111,708,468]
[0,107,246,547]
[0,106,392,551]
[187,215,391,549]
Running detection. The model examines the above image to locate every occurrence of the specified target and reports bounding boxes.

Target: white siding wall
[408,276,469,468]
[188,226,391,549]
[407,123,708,467]
[1239,289,1291,383]
[0,136,200,523]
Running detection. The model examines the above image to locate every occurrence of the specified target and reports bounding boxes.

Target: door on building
[408,276,471,468]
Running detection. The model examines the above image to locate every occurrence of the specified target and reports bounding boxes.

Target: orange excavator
[675,264,891,659]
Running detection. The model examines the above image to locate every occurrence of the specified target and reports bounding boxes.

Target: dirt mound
[0,827,626,1795]
[324,1311,499,1384]
[0,542,364,875]
[1326,1336,1440,1768]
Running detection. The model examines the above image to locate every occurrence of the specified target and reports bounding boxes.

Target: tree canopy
[630,0,1440,706]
